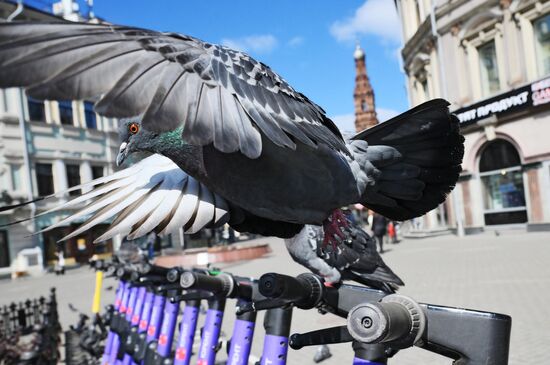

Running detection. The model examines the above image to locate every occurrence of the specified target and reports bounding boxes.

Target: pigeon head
[117,118,187,167]
[117,117,150,166]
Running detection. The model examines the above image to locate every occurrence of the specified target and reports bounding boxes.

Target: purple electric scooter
[102,279,127,365]
[178,271,296,365]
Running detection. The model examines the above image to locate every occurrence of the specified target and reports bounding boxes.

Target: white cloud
[331,107,401,134]
[288,36,304,47]
[221,34,278,54]
[330,0,401,44]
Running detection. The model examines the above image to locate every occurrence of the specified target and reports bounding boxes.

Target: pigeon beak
[116,142,128,167]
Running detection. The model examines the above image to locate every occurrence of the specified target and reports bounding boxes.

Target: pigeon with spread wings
[0,21,462,286]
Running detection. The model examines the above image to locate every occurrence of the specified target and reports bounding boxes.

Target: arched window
[479,139,521,172]
[479,139,526,225]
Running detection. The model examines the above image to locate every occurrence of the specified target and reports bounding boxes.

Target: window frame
[35,162,54,196]
[58,100,74,126]
[477,40,501,97]
[84,101,97,129]
[65,163,81,196]
[27,96,46,123]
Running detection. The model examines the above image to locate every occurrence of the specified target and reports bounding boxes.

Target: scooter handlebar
[180,271,234,297]
[347,294,425,347]
[258,272,324,309]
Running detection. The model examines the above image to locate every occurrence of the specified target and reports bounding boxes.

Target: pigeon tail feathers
[351,99,464,221]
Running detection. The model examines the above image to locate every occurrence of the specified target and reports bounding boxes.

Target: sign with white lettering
[454,76,550,125]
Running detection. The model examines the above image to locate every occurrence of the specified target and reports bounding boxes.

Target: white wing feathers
[39,154,230,242]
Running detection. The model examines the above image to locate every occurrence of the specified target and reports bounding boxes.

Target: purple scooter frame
[155,293,180,357]
[121,286,147,365]
[173,299,200,365]
[146,293,166,343]
[260,307,293,365]
[196,297,226,365]
[131,289,154,365]
[226,300,257,365]
[102,281,127,365]
[108,282,132,365]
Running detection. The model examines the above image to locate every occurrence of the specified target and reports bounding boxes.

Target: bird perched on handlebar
[0,21,463,289]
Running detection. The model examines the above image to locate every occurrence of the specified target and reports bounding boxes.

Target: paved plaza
[1,230,549,364]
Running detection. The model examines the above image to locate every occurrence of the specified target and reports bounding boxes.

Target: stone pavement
[1,230,549,364]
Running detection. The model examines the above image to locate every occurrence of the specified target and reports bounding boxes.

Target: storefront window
[478,41,500,96]
[534,14,550,77]
[481,170,525,210]
[479,139,527,225]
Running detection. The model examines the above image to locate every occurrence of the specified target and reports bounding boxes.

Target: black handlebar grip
[116,267,126,278]
[347,294,425,347]
[166,268,183,283]
[258,273,322,308]
[180,272,234,296]
[140,264,171,276]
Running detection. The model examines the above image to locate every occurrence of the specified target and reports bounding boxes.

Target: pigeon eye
[128,123,139,134]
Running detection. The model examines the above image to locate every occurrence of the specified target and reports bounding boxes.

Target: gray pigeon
[0,22,463,284]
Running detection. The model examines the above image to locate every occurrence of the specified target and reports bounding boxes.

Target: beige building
[0,1,121,274]
[396,0,550,233]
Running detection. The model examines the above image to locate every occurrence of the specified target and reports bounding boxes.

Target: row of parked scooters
[67,253,512,365]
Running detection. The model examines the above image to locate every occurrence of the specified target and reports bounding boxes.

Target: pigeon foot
[322,209,350,249]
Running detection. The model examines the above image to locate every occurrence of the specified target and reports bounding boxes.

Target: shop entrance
[479,139,527,225]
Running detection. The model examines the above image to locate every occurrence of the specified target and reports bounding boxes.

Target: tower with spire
[354,43,378,132]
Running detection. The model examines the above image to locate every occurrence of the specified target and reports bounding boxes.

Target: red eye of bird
[129,123,139,134]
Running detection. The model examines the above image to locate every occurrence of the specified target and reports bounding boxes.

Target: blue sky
[87,0,409,133]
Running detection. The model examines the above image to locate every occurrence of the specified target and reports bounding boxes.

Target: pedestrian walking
[388,221,397,244]
[54,249,65,275]
[371,213,388,253]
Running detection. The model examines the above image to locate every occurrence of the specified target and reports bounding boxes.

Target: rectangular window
[36,163,54,196]
[534,14,550,77]
[0,231,9,268]
[58,100,73,126]
[481,169,526,211]
[27,97,46,122]
[66,164,81,196]
[84,101,97,129]
[10,164,22,191]
[478,41,500,97]
[91,165,104,180]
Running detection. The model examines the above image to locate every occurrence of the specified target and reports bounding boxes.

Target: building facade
[0,1,121,274]
[354,44,379,131]
[396,0,550,232]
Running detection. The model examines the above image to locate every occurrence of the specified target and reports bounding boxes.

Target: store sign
[454,76,550,125]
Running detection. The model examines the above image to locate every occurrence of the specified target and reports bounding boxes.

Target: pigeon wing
[28,154,230,243]
[0,21,346,158]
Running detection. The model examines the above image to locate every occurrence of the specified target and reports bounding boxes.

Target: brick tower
[354,43,378,132]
